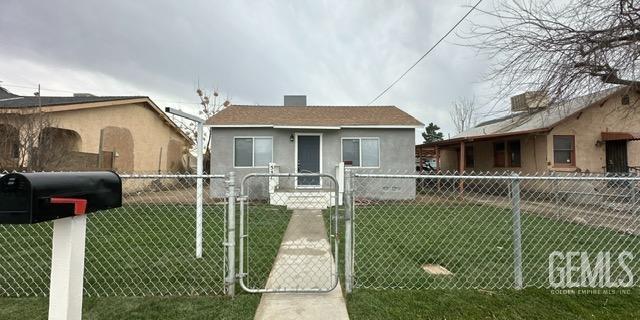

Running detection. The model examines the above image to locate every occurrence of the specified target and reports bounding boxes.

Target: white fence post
[48,216,87,320]
[344,169,354,293]
[196,122,204,259]
[336,162,345,206]
[226,172,236,297]
[268,163,279,193]
[511,173,524,290]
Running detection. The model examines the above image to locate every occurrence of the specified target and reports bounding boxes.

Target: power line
[1,81,201,105]
[367,0,484,105]
[0,83,75,94]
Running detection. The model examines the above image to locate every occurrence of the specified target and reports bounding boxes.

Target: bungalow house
[429,87,640,176]
[206,95,424,204]
[0,87,192,172]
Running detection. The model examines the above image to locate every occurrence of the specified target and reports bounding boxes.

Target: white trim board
[209,124,422,129]
[274,125,340,130]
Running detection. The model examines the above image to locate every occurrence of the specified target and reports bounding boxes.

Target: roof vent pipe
[284,95,307,106]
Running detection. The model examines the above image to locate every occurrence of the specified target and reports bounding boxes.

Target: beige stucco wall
[47,103,189,172]
[101,126,135,172]
[548,91,640,173]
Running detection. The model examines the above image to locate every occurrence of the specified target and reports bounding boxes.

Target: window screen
[361,138,380,167]
[342,139,360,166]
[553,136,574,165]
[254,138,272,167]
[234,138,253,167]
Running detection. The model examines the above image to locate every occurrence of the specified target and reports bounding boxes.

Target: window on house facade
[494,142,506,167]
[342,138,380,167]
[464,146,474,168]
[234,137,273,167]
[553,135,575,166]
[507,140,521,167]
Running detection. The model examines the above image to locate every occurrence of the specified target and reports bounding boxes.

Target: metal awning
[601,132,640,141]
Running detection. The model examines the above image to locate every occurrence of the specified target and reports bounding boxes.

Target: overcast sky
[0,0,497,142]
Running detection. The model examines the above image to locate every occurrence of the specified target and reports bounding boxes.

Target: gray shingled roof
[0,87,144,108]
[434,87,623,145]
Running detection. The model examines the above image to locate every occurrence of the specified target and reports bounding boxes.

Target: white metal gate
[237,172,340,293]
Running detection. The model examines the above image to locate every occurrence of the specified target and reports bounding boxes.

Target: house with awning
[428,87,640,175]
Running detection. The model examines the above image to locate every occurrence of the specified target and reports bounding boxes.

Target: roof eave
[425,127,551,147]
[208,124,423,129]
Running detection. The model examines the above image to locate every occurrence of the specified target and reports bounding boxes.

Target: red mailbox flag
[50,198,88,215]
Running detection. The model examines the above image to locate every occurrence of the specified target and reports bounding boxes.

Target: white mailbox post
[48,215,87,320]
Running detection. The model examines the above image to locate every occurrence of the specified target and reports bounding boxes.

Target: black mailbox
[0,171,122,224]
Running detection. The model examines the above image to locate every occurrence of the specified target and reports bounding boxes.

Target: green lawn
[347,288,640,320]
[347,202,640,319]
[353,203,640,289]
[0,295,261,320]
[1,201,639,319]
[0,203,291,319]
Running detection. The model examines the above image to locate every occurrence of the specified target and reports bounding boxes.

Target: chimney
[73,93,95,97]
[510,91,548,112]
[284,95,306,106]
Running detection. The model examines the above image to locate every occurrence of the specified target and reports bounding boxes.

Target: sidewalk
[253,209,349,320]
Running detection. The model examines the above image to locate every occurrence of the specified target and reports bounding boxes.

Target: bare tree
[450,97,477,134]
[466,0,640,106]
[169,87,230,171]
[0,108,72,171]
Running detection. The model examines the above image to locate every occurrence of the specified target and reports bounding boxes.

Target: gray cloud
[0,0,493,141]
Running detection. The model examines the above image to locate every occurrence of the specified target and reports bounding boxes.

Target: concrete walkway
[253,209,349,320]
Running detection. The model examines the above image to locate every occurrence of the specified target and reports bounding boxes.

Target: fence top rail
[241,172,339,185]
[119,174,226,179]
[353,173,640,181]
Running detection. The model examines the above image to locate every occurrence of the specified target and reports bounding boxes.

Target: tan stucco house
[429,87,640,175]
[0,87,191,172]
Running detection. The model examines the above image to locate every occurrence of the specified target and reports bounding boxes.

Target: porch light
[290,134,294,142]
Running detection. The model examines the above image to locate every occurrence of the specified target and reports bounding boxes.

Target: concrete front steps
[270,190,339,209]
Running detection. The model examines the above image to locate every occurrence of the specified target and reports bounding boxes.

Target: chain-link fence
[348,171,640,290]
[0,174,228,297]
[3,170,640,297]
[237,173,339,293]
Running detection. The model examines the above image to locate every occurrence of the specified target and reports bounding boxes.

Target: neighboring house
[206,95,424,202]
[0,87,192,172]
[428,87,640,175]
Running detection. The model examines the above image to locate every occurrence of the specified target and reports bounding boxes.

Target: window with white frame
[234,137,273,167]
[342,138,380,167]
